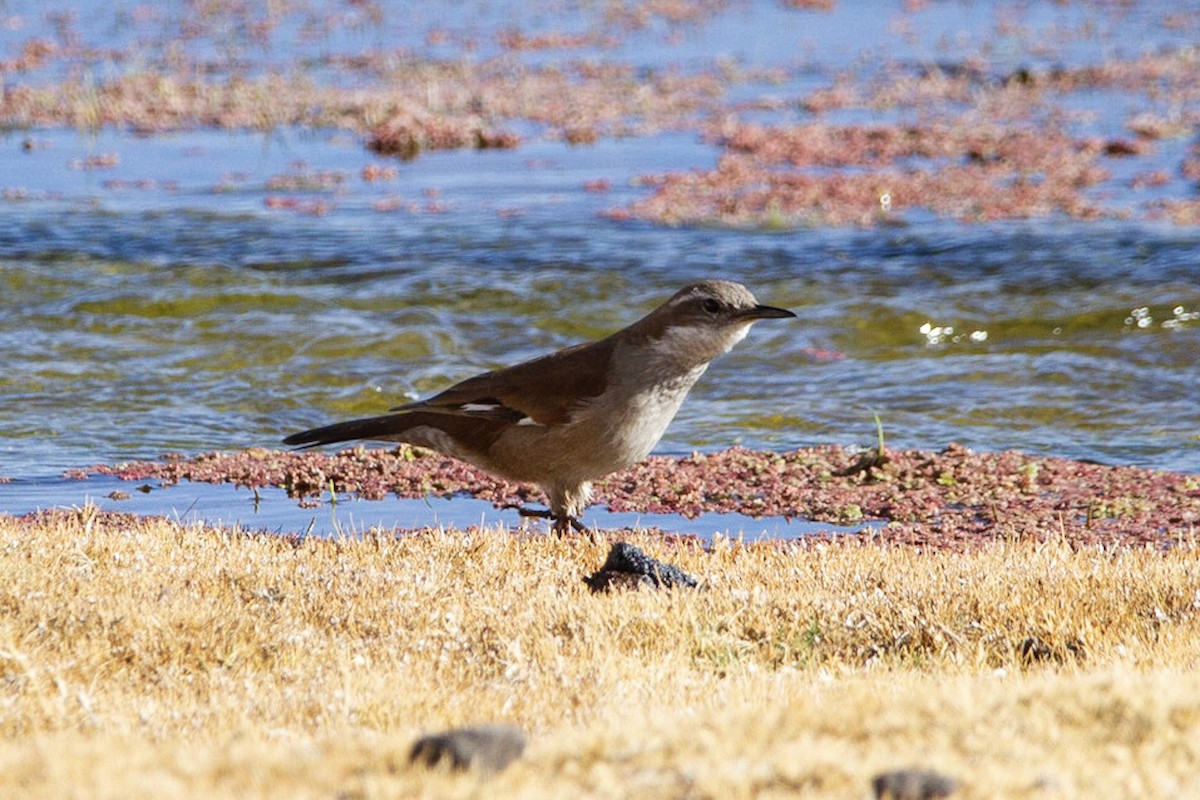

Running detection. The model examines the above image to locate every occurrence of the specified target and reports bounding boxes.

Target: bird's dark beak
[744,304,796,320]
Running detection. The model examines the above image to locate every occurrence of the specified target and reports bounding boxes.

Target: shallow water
[2,473,870,541]
[1,1,1198,530]
[3,133,1195,477]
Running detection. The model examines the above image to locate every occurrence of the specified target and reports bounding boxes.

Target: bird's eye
[701,298,721,314]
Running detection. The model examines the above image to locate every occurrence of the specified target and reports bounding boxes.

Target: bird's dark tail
[281,413,415,449]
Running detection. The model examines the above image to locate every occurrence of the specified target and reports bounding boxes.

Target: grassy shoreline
[3,507,1199,797]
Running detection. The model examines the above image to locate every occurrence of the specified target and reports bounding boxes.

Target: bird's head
[638,279,796,365]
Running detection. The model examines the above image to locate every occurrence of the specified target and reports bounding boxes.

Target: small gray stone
[872,768,958,799]
[409,723,526,775]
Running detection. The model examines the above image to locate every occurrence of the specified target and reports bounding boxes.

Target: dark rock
[872,768,958,799]
[1002,66,1035,87]
[1019,635,1054,662]
[1103,138,1144,157]
[1018,636,1085,664]
[583,541,698,593]
[583,569,657,593]
[408,723,526,775]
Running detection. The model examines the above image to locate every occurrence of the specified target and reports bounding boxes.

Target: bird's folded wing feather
[390,339,614,426]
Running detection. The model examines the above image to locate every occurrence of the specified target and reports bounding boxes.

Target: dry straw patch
[2,507,1200,798]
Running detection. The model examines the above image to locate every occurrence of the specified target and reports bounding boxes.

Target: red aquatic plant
[82,444,1199,551]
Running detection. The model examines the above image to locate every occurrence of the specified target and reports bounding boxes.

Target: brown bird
[283,279,795,534]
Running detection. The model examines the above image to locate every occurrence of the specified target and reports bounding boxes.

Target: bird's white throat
[649,320,753,367]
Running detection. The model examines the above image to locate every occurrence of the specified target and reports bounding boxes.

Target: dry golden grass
[3,506,1200,798]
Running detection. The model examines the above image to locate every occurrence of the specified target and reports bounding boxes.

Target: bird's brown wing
[281,410,512,451]
[392,338,615,426]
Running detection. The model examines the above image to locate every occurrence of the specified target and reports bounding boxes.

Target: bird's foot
[554,514,591,539]
[510,506,595,540]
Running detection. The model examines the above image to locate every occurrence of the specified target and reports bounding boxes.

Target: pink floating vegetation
[610,47,1200,228]
[368,108,520,160]
[1,4,1195,227]
[615,117,1119,227]
[83,444,1199,551]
